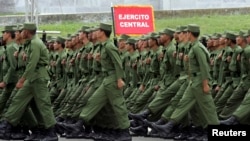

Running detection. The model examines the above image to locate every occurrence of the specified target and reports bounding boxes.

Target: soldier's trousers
[148,78,186,115]
[79,75,130,129]
[0,83,15,116]
[233,90,250,124]
[4,78,56,129]
[170,77,219,126]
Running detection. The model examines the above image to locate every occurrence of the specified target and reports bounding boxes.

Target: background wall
[1,0,250,14]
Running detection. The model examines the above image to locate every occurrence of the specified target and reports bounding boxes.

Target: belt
[230,72,240,77]
[191,72,200,77]
[67,73,74,78]
[103,70,115,76]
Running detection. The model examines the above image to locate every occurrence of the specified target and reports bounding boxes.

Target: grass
[1,14,250,37]
[37,14,250,37]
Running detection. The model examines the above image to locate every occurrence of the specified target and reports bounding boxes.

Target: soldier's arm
[22,41,40,80]
[3,45,18,84]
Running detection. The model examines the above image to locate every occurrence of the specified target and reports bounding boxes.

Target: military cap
[187,24,200,33]
[175,26,181,33]
[22,23,37,30]
[56,36,66,44]
[211,35,219,40]
[225,32,236,40]
[80,26,90,32]
[2,25,15,33]
[148,32,158,39]
[178,25,188,32]
[99,23,112,31]
[237,30,246,37]
[119,34,130,41]
[159,28,175,37]
[244,29,250,37]
[126,38,136,44]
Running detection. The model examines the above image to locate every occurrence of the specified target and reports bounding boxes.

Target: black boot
[24,128,41,141]
[144,118,166,128]
[130,125,148,136]
[129,109,151,121]
[151,120,175,134]
[116,129,132,141]
[63,119,84,138]
[186,126,204,141]
[39,127,58,141]
[10,126,28,140]
[220,116,239,125]
[0,120,12,140]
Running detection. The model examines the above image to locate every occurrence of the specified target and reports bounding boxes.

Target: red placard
[112,5,155,36]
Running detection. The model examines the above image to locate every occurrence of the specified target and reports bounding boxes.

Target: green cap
[80,26,90,32]
[187,24,200,33]
[126,38,136,44]
[179,25,188,32]
[238,30,246,37]
[99,23,112,31]
[119,34,130,41]
[159,28,175,37]
[56,36,66,44]
[2,25,15,32]
[148,32,158,39]
[225,32,236,40]
[22,23,37,30]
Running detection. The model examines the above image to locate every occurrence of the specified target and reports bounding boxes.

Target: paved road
[0,136,172,141]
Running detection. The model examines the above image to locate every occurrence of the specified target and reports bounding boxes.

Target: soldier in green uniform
[220,30,250,125]
[0,26,18,117]
[49,36,66,102]
[151,24,219,141]
[62,23,131,141]
[215,32,242,115]
[219,30,250,119]
[0,23,58,141]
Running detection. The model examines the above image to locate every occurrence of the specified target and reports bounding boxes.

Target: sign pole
[111,3,117,46]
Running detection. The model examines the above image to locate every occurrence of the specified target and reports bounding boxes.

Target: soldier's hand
[132,63,137,69]
[70,58,75,64]
[14,51,19,58]
[203,84,210,94]
[154,85,160,91]
[184,55,189,62]
[22,53,27,61]
[158,52,164,61]
[117,79,125,89]
[237,54,241,61]
[139,84,145,92]
[87,53,93,60]
[0,82,6,88]
[215,85,220,92]
[173,51,177,58]
[61,59,66,65]
[178,52,184,60]
[95,53,101,62]
[218,53,222,59]
[146,58,151,64]
[16,81,24,89]
[77,53,81,59]
[210,59,214,66]
[226,56,231,62]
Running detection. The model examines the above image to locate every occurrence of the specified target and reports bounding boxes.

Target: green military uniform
[219,32,250,119]
[79,23,129,130]
[170,25,219,127]
[215,32,242,115]
[4,23,56,129]
[0,26,18,116]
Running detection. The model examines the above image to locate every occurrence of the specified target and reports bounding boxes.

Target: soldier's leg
[219,84,247,119]
[215,84,234,115]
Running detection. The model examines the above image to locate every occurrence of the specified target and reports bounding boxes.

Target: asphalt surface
[0,136,172,141]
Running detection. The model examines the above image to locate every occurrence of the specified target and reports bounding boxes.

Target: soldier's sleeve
[3,45,17,84]
[106,44,125,79]
[193,46,211,81]
[22,40,40,79]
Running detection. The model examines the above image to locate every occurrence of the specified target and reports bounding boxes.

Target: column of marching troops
[0,22,249,141]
